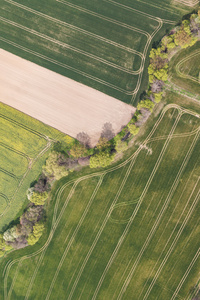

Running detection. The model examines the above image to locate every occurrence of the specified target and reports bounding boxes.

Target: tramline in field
[169,41,200,97]
[0,103,73,232]
[0,0,193,104]
[2,103,200,299]
[0,0,200,299]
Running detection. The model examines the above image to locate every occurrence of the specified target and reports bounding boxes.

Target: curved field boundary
[67,156,138,300]
[0,17,141,76]
[67,106,181,300]
[92,111,183,300]
[55,0,163,104]
[118,127,200,300]
[176,50,200,84]
[130,19,162,104]
[55,0,163,102]
[138,161,200,299]
[0,37,136,95]
[4,0,144,59]
[4,104,171,299]
[2,104,187,300]
[109,198,140,224]
[4,104,180,299]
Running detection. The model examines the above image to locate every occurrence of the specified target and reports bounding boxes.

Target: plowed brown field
[0,50,135,146]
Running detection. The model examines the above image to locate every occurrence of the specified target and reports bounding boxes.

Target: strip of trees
[1,10,199,258]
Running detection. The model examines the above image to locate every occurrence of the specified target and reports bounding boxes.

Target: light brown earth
[0,50,135,146]
[173,0,199,6]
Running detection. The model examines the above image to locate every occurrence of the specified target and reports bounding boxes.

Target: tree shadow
[76,132,91,148]
[101,122,115,140]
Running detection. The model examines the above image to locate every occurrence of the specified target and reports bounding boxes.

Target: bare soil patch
[0,50,135,146]
[173,0,199,7]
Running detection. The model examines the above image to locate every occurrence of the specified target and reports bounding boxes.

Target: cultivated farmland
[169,41,200,96]
[0,49,135,147]
[1,100,199,299]
[0,102,73,232]
[0,0,194,104]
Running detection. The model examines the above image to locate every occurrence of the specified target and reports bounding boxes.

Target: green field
[0,102,74,232]
[177,50,200,81]
[1,0,200,299]
[0,0,193,105]
[1,96,199,299]
[169,42,200,97]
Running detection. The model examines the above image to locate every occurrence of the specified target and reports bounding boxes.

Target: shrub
[53,141,70,155]
[0,234,13,256]
[70,143,88,158]
[128,124,140,136]
[154,68,168,82]
[43,151,69,180]
[90,152,115,168]
[137,99,155,112]
[27,223,45,246]
[174,23,197,48]
[30,191,48,206]
[96,137,111,151]
[115,140,128,153]
[153,92,163,103]
[3,227,19,242]
[34,175,49,193]
[149,74,155,84]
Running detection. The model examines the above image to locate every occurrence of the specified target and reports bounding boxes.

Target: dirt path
[0,49,135,146]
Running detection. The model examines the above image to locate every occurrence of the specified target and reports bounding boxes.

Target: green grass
[0,116,47,157]
[1,98,199,299]
[179,51,200,80]
[0,145,28,176]
[0,195,9,216]
[0,0,193,104]
[0,172,18,200]
[169,42,200,97]
[0,102,74,232]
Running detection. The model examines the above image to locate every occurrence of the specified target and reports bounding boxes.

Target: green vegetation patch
[177,50,200,80]
[0,102,74,232]
[0,0,192,104]
[0,172,18,199]
[0,144,28,176]
[1,103,199,299]
[0,196,8,216]
[0,116,46,157]
[169,41,200,96]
